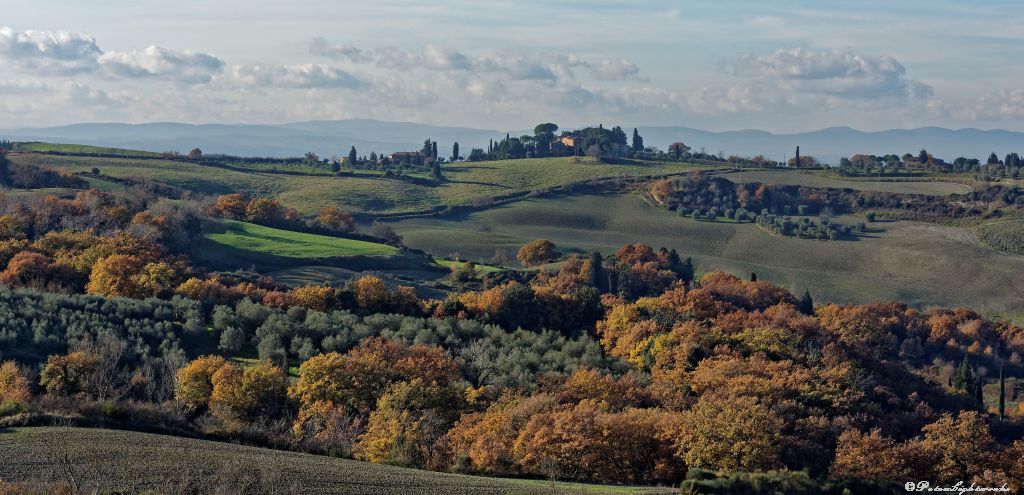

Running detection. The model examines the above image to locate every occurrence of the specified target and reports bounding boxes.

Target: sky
[2,0,1024,132]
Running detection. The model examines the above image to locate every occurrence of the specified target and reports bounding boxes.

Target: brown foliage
[0,360,31,403]
[516,239,557,267]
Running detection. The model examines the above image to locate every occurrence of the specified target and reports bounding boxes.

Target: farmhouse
[547,135,579,157]
[390,151,422,166]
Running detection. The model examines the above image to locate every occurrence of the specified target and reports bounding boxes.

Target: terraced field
[11,153,701,214]
[718,170,972,195]
[0,427,674,495]
[976,218,1024,256]
[384,193,1024,319]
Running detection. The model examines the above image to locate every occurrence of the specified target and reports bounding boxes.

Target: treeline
[651,173,854,218]
[648,173,860,239]
[838,149,1024,179]
[755,214,859,240]
[651,171,1024,225]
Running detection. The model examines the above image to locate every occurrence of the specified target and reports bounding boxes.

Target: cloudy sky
[2,0,1023,132]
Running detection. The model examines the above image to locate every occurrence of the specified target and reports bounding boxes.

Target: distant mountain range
[3,119,1023,164]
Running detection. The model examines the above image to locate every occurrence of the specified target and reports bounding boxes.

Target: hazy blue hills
[4,119,1023,163]
[634,125,1024,164]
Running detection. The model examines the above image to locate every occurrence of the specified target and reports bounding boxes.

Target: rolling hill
[0,427,673,495]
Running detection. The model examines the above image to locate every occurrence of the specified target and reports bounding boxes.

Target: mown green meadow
[0,427,674,495]
[203,220,398,259]
[384,193,1024,319]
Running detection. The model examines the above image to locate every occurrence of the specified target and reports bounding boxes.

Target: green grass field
[436,258,506,272]
[11,142,163,157]
[383,193,1024,319]
[10,153,702,214]
[0,427,673,495]
[717,170,972,195]
[203,220,398,259]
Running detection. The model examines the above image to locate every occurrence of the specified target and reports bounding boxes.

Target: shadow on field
[448,179,511,188]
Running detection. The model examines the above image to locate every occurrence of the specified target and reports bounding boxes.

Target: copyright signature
[905,481,1010,493]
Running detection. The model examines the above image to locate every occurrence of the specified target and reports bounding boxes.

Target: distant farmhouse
[390,151,422,166]
[547,135,580,157]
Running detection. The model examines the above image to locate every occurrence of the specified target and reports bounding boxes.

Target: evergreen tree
[631,128,644,152]
[667,249,682,274]
[1004,152,1021,169]
[750,272,758,282]
[919,149,930,164]
[988,152,1000,165]
[679,256,695,284]
[589,251,605,292]
[422,139,434,158]
[798,290,814,315]
[370,151,378,162]
[952,356,975,395]
[432,141,438,160]
[0,149,9,186]
[451,142,459,162]
[347,146,357,167]
[608,270,619,295]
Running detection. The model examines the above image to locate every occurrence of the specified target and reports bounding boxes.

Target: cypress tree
[589,251,605,292]
[431,141,438,160]
[798,290,814,315]
[451,142,459,162]
[667,249,682,273]
[347,146,357,167]
[750,272,758,282]
[680,256,695,284]
[632,128,644,152]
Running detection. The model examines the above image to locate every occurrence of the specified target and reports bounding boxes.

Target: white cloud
[308,38,644,82]
[0,25,223,84]
[728,47,932,103]
[586,58,645,81]
[98,46,225,84]
[0,25,101,74]
[227,64,364,89]
[309,36,368,63]
[929,88,1024,121]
